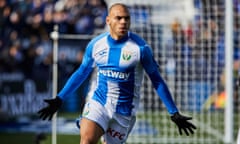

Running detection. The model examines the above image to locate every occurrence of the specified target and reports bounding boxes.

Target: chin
[119,32,127,36]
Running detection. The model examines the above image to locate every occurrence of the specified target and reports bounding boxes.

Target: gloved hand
[171,112,196,136]
[38,96,62,120]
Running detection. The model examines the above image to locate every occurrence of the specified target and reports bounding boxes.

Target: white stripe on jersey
[89,32,144,116]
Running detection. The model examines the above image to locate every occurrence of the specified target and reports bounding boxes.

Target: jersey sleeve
[141,45,178,115]
[57,44,94,101]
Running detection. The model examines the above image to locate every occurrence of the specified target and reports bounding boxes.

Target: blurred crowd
[169,0,240,81]
[0,0,240,111]
[168,0,240,111]
[0,0,107,79]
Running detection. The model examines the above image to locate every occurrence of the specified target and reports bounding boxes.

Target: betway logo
[99,69,130,80]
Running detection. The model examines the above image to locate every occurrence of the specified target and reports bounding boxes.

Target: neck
[109,32,128,40]
[108,32,129,43]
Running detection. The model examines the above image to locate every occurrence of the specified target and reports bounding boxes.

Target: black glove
[38,96,62,120]
[171,112,196,136]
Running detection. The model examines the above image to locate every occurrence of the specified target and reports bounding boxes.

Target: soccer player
[38,3,196,144]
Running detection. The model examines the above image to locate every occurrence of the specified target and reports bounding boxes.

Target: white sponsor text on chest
[99,69,130,80]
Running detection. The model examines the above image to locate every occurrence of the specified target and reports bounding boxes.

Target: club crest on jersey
[122,50,132,61]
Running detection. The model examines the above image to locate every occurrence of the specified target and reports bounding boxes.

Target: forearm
[155,81,178,114]
[58,65,93,100]
[149,71,178,114]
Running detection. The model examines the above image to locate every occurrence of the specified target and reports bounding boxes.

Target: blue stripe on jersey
[92,75,108,105]
[116,80,134,115]
[106,35,125,69]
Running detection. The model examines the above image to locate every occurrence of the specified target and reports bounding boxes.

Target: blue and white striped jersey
[58,31,178,116]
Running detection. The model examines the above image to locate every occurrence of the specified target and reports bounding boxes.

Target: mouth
[119,27,128,32]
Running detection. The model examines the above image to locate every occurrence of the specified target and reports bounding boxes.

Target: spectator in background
[65,0,108,34]
[0,0,11,51]
[41,3,54,34]
[0,0,108,78]
[21,44,37,79]
[53,0,69,33]
[74,3,95,34]
[0,41,23,72]
[90,0,108,29]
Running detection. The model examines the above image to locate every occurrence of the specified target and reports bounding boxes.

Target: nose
[120,16,130,24]
[120,18,127,24]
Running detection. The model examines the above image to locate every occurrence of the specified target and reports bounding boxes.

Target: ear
[106,16,110,25]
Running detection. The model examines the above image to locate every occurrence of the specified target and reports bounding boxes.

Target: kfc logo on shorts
[107,128,126,140]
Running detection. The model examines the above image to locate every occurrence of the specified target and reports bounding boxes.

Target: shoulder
[128,32,152,56]
[88,32,109,47]
[129,32,147,46]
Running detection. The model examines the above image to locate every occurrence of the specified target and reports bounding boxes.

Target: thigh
[103,114,136,144]
[80,118,104,144]
[79,100,109,143]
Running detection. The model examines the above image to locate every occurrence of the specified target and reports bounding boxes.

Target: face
[106,4,130,40]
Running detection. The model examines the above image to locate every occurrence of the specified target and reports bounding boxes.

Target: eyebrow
[115,16,130,19]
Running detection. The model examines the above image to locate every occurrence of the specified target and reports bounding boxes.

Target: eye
[125,16,130,21]
[115,16,130,21]
[116,16,122,20]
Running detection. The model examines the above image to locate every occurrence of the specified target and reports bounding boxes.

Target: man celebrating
[38,3,196,144]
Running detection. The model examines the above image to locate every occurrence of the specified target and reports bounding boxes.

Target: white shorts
[78,99,136,144]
